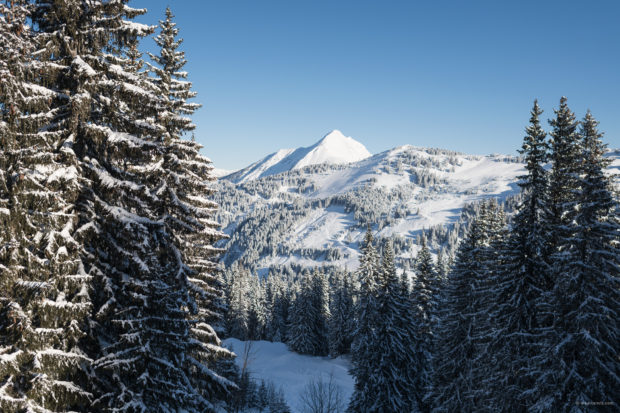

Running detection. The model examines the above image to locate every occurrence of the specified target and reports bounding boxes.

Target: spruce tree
[435,247,450,282]
[470,199,508,410]
[17,1,236,410]
[246,275,266,340]
[398,271,420,410]
[266,274,290,342]
[286,269,329,356]
[536,111,620,411]
[287,276,317,355]
[484,100,553,411]
[328,270,354,357]
[147,8,234,401]
[225,264,253,339]
[524,97,582,411]
[0,2,92,410]
[411,235,439,412]
[348,227,381,412]
[432,200,505,412]
[547,96,582,248]
[310,268,330,356]
[370,242,418,412]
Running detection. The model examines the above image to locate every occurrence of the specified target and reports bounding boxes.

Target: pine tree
[348,227,381,412]
[19,1,235,410]
[266,274,291,342]
[147,7,234,401]
[547,96,582,248]
[536,111,620,411]
[328,270,354,357]
[246,275,266,340]
[411,235,439,412]
[225,265,251,339]
[310,268,330,356]
[286,269,329,356]
[483,100,553,411]
[287,276,317,355]
[432,200,505,412]
[0,2,92,410]
[368,242,417,411]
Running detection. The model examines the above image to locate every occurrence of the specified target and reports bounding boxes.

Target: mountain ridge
[224,130,371,184]
[214,139,620,275]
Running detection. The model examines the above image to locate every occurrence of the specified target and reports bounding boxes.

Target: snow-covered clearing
[223,338,354,412]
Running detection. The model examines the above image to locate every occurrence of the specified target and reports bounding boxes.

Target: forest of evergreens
[0,1,618,412]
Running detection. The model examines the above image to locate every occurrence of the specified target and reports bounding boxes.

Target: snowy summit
[296,129,372,169]
[225,130,371,183]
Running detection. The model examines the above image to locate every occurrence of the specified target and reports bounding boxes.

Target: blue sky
[133,0,620,170]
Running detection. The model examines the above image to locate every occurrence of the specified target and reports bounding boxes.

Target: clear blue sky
[132,0,620,171]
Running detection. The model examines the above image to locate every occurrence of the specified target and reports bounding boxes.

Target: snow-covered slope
[223,338,353,412]
[215,141,619,275]
[225,130,371,184]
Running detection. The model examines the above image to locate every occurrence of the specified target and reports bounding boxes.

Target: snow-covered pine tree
[547,96,582,249]
[328,270,354,357]
[147,7,235,402]
[517,97,583,411]
[286,268,329,355]
[470,199,508,409]
[310,268,330,356]
[225,264,252,339]
[376,241,419,412]
[432,200,505,412]
[265,273,292,342]
[348,228,383,412]
[536,111,620,411]
[24,1,234,410]
[286,275,318,355]
[397,270,421,411]
[483,100,553,411]
[435,247,450,281]
[246,275,267,340]
[411,234,439,412]
[0,2,92,410]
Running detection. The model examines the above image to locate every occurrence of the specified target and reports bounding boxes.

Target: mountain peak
[224,130,372,183]
[319,129,347,142]
[295,130,371,170]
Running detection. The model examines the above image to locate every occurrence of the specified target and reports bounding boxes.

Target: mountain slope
[215,144,529,274]
[225,130,371,184]
[215,138,619,276]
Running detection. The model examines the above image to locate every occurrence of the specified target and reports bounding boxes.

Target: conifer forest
[0,1,618,412]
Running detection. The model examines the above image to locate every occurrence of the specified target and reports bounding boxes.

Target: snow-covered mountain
[215,139,620,275]
[225,130,371,184]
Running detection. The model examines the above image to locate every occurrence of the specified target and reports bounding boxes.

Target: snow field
[223,338,354,412]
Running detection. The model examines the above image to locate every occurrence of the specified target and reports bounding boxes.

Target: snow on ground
[290,206,352,249]
[223,338,354,412]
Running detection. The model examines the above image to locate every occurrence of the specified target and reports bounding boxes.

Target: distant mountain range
[214,131,620,275]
